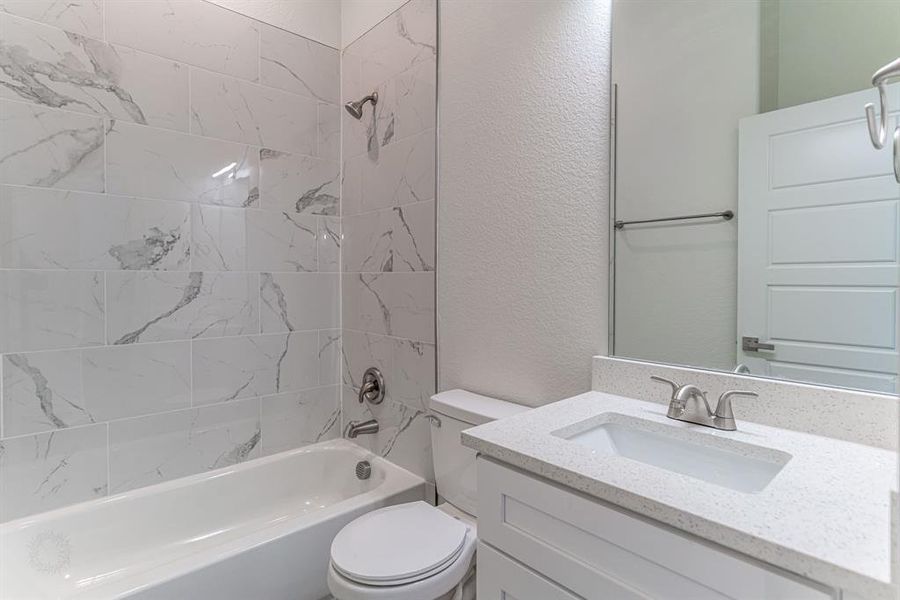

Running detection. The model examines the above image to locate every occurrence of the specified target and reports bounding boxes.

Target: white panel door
[738,84,900,393]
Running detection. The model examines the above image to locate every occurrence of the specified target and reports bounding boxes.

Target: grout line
[105,422,110,496]
[0,382,342,444]
[102,271,108,345]
[189,337,194,408]
[0,93,332,162]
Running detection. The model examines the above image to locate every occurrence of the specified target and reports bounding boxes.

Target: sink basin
[553,414,791,493]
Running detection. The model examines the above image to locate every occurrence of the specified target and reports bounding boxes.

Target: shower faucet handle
[357,367,385,405]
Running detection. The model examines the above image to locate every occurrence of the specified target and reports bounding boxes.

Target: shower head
[344,91,378,120]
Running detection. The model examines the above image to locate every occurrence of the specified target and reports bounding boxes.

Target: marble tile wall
[340,0,438,482]
[0,0,342,522]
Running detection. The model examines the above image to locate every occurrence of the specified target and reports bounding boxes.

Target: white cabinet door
[738,84,900,393]
[477,543,583,600]
[477,458,836,600]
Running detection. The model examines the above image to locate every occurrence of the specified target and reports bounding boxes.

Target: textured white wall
[438,0,611,407]
[611,0,759,372]
[207,0,341,47]
[341,0,408,47]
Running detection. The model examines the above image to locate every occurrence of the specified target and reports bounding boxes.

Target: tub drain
[355,460,372,480]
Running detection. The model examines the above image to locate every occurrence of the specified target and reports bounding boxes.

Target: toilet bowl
[327,502,477,600]
[327,390,527,600]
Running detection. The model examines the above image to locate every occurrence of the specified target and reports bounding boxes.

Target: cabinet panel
[477,543,582,600]
[477,457,835,600]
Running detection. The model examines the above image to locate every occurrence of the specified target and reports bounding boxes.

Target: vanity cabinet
[475,457,837,600]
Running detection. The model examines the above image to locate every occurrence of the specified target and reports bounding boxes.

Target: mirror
[610,0,900,394]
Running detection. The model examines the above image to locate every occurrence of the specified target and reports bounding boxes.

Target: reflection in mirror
[610,0,900,393]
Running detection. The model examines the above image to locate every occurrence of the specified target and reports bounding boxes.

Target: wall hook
[864,82,888,150]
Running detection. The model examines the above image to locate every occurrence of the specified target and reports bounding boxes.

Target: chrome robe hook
[865,57,900,182]
[865,82,888,150]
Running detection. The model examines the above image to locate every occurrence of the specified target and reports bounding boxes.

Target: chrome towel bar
[614,210,733,230]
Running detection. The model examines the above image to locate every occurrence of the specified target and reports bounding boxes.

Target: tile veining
[0,13,189,131]
[0,99,105,191]
[339,0,437,482]
[0,0,347,523]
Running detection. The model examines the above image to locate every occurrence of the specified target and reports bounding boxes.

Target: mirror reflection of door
[611,0,900,393]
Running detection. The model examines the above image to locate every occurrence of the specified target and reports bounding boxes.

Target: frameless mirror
[610,0,900,394]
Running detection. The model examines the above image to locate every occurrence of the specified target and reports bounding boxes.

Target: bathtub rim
[1,438,427,600]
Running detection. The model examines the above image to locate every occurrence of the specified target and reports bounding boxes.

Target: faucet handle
[650,375,679,396]
[713,390,758,430]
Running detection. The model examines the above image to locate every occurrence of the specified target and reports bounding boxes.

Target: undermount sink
[553,414,791,493]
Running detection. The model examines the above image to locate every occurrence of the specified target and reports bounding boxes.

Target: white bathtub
[1,439,426,600]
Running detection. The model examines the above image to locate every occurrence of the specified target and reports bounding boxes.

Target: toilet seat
[328,502,477,600]
[331,502,469,586]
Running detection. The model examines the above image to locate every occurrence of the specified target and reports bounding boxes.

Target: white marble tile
[343,128,435,215]
[345,58,436,159]
[0,423,107,522]
[318,102,341,162]
[260,24,339,104]
[387,272,434,342]
[318,216,341,273]
[340,329,392,393]
[341,155,363,216]
[342,394,434,482]
[391,200,435,272]
[190,204,246,271]
[366,128,435,210]
[347,0,436,94]
[258,148,339,216]
[341,208,392,273]
[342,272,434,342]
[190,69,317,155]
[0,0,102,38]
[106,0,259,82]
[260,273,339,333]
[260,386,340,455]
[108,399,260,494]
[0,99,104,192]
[2,349,90,437]
[342,200,434,273]
[318,329,341,386]
[0,185,190,270]
[82,341,191,422]
[369,62,436,150]
[0,14,189,131]
[0,270,104,353]
[393,338,435,411]
[105,271,258,344]
[1,342,192,438]
[192,332,319,405]
[106,120,258,207]
[245,209,317,273]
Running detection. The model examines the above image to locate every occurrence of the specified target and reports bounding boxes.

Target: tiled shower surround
[0,0,343,521]
[339,0,437,482]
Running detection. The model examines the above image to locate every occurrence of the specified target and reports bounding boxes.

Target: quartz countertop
[461,391,898,600]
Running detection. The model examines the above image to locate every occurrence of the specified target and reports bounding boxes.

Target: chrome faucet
[345,419,379,439]
[651,376,757,431]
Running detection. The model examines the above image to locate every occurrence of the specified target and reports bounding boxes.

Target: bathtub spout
[345,419,379,439]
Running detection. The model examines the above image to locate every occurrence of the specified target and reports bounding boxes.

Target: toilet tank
[429,390,527,516]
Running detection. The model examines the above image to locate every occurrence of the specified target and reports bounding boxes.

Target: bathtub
[0,439,426,600]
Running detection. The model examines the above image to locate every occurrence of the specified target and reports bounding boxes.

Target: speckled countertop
[461,392,898,600]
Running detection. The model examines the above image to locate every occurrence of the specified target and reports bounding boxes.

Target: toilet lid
[330,501,470,586]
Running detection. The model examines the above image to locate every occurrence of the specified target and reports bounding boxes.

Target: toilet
[327,389,527,600]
